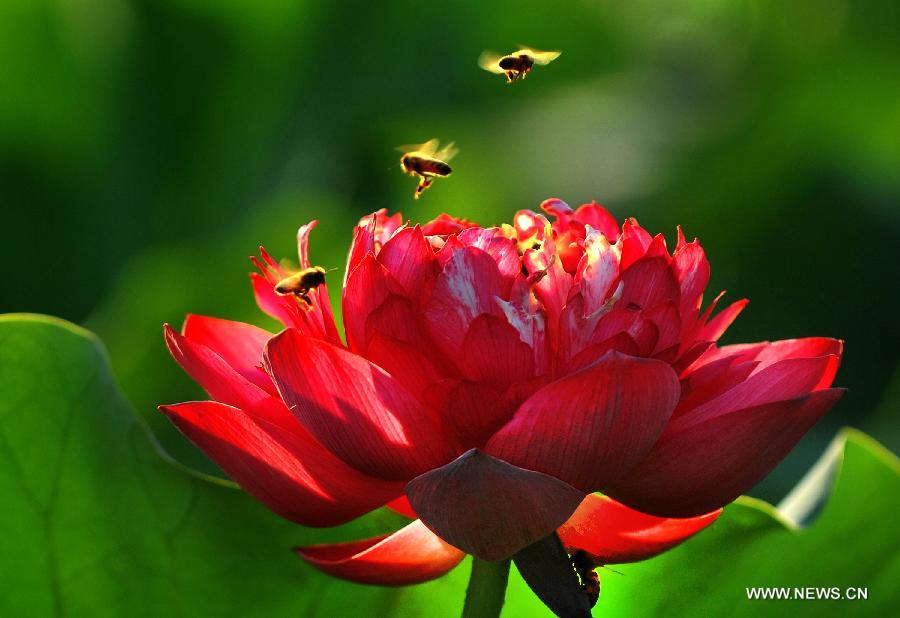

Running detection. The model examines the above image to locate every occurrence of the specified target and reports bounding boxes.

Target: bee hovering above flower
[274,266,327,307]
[397,138,458,200]
[478,46,561,83]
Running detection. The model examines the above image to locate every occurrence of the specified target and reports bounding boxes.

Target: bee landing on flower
[274,266,327,307]
[161,199,842,615]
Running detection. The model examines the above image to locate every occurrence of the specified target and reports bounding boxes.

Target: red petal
[618,256,680,311]
[556,232,585,276]
[557,494,721,564]
[557,295,595,365]
[606,388,845,517]
[676,354,841,428]
[573,201,619,241]
[575,228,621,315]
[675,359,758,415]
[593,308,659,357]
[751,337,843,373]
[364,293,432,349]
[524,242,573,320]
[435,234,465,266]
[486,352,680,493]
[295,519,465,585]
[678,339,842,415]
[251,272,300,330]
[295,221,317,266]
[345,216,377,280]
[541,197,575,217]
[459,314,535,384]
[513,209,546,240]
[376,225,439,296]
[181,315,274,392]
[564,332,640,374]
[671,240,709,323]
[164,324,274,415]
[497,296,547,374]
[697,298,748,342]
[364,334,444,403]
[619,219,653,269]
[161,401,401,526]
[342,253,391,354]
[684,340,767,373]
[682,349,754,384]
[405,449,585,561]
[386,496,417,518]
[421,213,479,236]
[643,233,670,260]
[296,222,342,342]
[645,300,681,355]
[351,210,404,259]
[423,379,516,447]
[672,340,714,375]
[424,246,506,355]
[264,329,459,481]
[458,227,521,290]
[675,226,687,249]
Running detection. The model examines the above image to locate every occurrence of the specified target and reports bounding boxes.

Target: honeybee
[570,550,600,608]
[397,138,458,199]
[478,47,561,82]
[275,266,327,306]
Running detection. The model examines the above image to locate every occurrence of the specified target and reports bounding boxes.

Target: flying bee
[478,47,561,83]
[570,550,601,609]
[275,266,327,306]
[397,138,458,199]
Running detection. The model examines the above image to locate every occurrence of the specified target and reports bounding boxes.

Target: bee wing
[478,50,506,74]
[434,141,458,162]
[278,258,299,272]
[396,138,440,156]
[517,46,561,65]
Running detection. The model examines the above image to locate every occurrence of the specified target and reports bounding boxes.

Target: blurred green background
[1,0,898,502]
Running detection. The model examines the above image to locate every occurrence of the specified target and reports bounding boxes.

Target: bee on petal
[275,266,327,306]
[478,46,561,83]
[397,138,458,199]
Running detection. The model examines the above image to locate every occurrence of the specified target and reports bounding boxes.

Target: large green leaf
[0,314,467,617]
[0,314,897,617]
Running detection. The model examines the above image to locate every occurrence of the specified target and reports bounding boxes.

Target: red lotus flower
[160,199,842,612]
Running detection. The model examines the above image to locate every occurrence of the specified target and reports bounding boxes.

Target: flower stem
[462,557,511,618]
